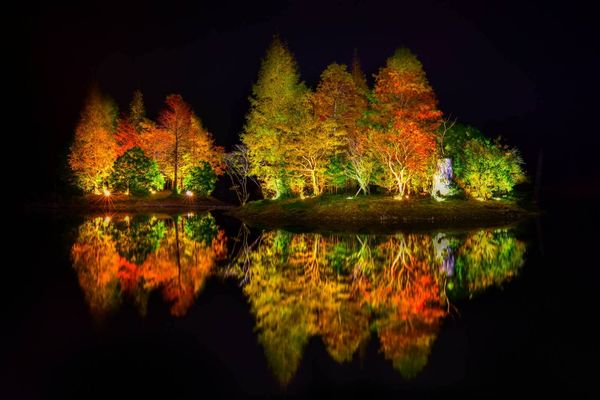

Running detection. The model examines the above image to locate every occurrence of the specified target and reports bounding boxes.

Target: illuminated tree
[142,95,223,192]
[114,118,138,157]
[225,144,256,205]
[371,49,442,197]
[68,86,118,193]
[351,49,369,96]
[129,89,146,132]
[288,64,366,195]
[113,90,148,156]
[109,147,164,195]
[241,36,307,198]
[453,137,526,200]
[183,161,217,196]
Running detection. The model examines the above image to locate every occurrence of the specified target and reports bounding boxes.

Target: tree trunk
[311,170,320,196]
[173,133,179,193]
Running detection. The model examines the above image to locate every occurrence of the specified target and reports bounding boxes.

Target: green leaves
[453,137,525,200]
[183,161,217,196]
[109,147,164,196]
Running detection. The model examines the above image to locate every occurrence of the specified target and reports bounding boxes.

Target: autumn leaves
[69,89,223,195]
[241,39,444,199]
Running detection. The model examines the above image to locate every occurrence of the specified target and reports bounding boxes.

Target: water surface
[12,209,583,397]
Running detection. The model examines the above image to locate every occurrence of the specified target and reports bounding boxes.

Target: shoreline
[227,195,539,232]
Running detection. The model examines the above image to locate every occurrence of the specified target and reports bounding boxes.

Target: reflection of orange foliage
[138,223,225,316]
[71,219,121,315]
[71,216,226,318]
[116,257,140,292]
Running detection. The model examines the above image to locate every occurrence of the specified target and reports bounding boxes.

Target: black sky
[24,0,600,199]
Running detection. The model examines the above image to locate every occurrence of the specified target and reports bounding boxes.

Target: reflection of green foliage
[183,161,217,196]
[273,230,292,263]
[183,213,218,245]
[453,138,526,200]
[110,215,166,265]
[327,242,353,274]
[109,147,164,195]
[448,229,525,298]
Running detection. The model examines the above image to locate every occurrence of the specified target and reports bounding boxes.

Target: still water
[7,208,593,397]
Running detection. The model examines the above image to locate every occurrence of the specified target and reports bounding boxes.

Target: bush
[453,138,526,200]
[109,147,164,196]
[183,161,217,196]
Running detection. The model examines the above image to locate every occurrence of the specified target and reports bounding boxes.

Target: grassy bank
[27,191,234,212]
[229,194,538,232]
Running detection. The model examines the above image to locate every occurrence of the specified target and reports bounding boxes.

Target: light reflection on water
[71,213,527,384]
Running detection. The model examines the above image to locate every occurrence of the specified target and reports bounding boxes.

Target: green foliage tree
[241,36,307,198]
[109,147,164,195]
[453,137,526,200]
[183,161,217,196]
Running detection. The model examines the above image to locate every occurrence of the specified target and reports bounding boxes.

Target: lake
[6,203,594,397]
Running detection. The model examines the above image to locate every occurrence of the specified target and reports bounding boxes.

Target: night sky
[24,0,599,199]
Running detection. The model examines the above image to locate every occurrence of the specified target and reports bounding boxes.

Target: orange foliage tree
[68,87,118,193]
[141,95,223,192]
[371,49,442,197]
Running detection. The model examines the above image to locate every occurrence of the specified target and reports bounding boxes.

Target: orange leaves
[370,49,442,196]
[114,118,138,157]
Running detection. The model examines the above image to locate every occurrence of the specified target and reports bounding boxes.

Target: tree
[370,48,443,197]
[114,90,148,156]
[351,49,369,96]
[68,86,117,193]
[453,137,526,200]
[183,161,217,196]
[109,147,164,195]
[142,95,223,192]
[225,144,256,205]
[286,63,368,196]
[129,89,146,132]
[241,36,307,198]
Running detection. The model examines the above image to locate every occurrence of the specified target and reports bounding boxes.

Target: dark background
[22,0,600,202]
[5,2,598,397]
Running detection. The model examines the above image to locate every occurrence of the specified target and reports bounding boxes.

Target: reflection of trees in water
[72,217,122,315]
[71,217,526,384]
[71,213,225,317]
[240,228,526,384]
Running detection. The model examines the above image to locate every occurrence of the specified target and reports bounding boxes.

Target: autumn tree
[345,52,377,195]
[294,64,366,196]
[241,36,307,198]
[370,48,443,198]
[142,95,223,192]
[114,90,148,156]
[69,86,118,193]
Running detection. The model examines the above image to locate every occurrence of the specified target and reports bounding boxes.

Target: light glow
[185,190,194,197]
[102,189,111,197]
